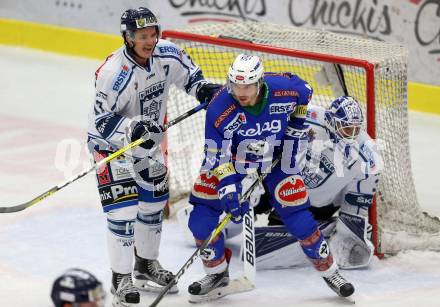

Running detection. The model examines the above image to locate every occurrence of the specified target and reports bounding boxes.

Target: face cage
[334,118,362,142]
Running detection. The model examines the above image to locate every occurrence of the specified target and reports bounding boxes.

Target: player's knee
[283,208,318,240]
[136,201,164,226]
[138,199,167,214]
[107,205,138,221]
[188,205,218,240]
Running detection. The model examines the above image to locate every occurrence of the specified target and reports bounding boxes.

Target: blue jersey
[190,72,312,204]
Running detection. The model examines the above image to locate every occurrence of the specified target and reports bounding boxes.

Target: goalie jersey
[87,39,205,156]
[300,105,381,213]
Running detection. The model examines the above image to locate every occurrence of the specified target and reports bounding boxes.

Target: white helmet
[227,54,264,85]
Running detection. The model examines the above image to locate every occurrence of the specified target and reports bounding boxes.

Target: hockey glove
[130,121,165,150]
[196,83,222,104]
[218,183,250,224]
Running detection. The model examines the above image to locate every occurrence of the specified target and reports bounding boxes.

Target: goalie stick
[148,156,281,307]
[0,101,208,214]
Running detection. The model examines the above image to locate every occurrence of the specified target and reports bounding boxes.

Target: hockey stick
[242,200,256,285]
[0,101,208,214]
[149,156,281,307]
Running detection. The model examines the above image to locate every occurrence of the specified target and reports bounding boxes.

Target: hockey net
[162,21,440,255]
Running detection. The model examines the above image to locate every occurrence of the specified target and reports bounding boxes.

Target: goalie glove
[130,120,165,150]
[196,83,223,104]
[218,183,249,224]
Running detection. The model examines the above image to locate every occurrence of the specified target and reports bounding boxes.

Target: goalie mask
[325,96,364,143]
[51,268,105,307]
[227,54,264,105]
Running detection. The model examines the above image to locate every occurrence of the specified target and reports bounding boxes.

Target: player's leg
[187,203,232,302]
[265,168,354,298]
[92,150,140,306]
[130,154,176,293]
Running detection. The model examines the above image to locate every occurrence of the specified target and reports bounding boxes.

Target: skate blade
[112,296,138,307]
[342,295,356,304]
[189,276,255,303]
[133,278,179,294]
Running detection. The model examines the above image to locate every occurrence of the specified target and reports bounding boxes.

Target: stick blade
[0,203,29,213]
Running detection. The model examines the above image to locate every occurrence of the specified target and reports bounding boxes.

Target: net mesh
[164,21,440,254]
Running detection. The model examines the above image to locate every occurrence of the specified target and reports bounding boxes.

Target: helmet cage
[325,96,364,142]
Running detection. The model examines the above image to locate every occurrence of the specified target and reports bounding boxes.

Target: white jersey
[87,39,205,156]
[299,105,381,212]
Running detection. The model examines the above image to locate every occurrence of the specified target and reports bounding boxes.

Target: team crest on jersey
[224,112,246,138]
[269,103,294,114]
[112,65,131,92]
[139,81,165,101]
[301,151,334,189]
[192,172,219,200]
[275,175,308,207]
[142,99,162,122]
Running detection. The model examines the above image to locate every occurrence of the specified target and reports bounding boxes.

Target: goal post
[162,21,440,255]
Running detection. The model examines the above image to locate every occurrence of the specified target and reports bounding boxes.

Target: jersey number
[163,65,169,76]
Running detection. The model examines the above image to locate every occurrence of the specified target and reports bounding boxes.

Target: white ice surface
[0,46,440,307]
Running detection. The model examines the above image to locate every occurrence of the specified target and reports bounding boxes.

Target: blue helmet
[120,7,160,36]
[325,96,364,142]
[51,268,105,307]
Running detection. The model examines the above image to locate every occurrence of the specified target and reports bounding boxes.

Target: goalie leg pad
[251,218,337,270]
[329,211,374,269]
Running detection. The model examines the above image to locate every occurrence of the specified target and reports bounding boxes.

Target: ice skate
[111,272,140,307]
[323,269,355,298]
[188,268,230,303]
[133,253,178,294]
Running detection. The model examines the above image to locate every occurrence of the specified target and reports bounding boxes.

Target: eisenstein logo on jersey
[275,175,308,207]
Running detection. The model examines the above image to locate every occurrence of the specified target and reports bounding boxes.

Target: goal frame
[162,30,381,256]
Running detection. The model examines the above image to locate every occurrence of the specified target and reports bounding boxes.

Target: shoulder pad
[156,40,183,56]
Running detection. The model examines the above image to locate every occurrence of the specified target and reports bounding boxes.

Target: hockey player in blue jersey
[186,54,354,302]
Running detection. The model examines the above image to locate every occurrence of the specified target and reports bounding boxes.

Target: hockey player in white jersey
[87,7,221,307]
[256,95,381,269]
